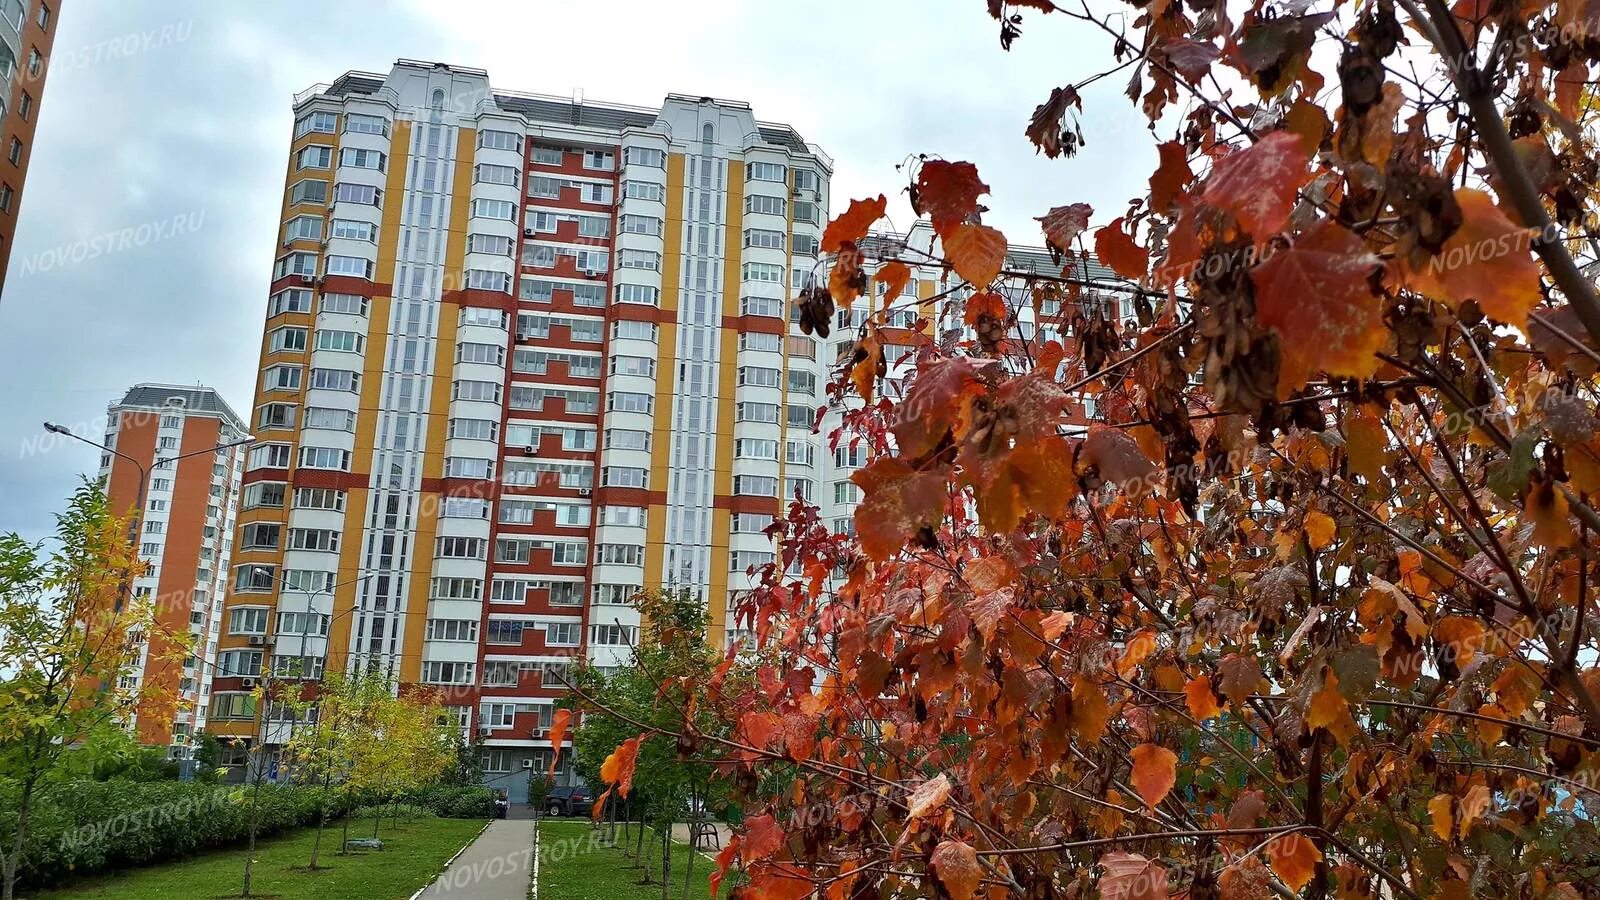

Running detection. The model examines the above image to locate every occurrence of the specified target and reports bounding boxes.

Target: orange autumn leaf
[906,772,953,819]
[1404,188,1541,328]
[1079,424,1158,493]
[1304,510,1336,550]
[1130,743,1179,810]
[1149,141,1195,214]
[1250,218,1385,397]
[946,222,1007,287]
[1099,852,1170,900]
[1434,615,1486,668]
[1037,203,1093,257]
[1071,674,1110,742]
[963,290,1007,327]
[599,736,641,796]
[741,812,784,861]
[1185,677,1222,720]
[1266,833,1322,892]
[1094,216,1149,281]
[545,708,572,782]
[710,835,740,897]
[1526,474,1577,549]
[877,260,912,305]
[916,160,990,237]
[1202,131,1312,238]
[852,458,949,561]
[1428,793,1455,842]
[822,195,887,253]
[1306,671,1358,743]
[1117,628,1159,677]
[930,840,983,900]
[851,330,881,405]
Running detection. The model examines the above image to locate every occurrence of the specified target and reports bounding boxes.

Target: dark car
[546,785,593,817]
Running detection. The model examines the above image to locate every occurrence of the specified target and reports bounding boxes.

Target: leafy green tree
[0,481,188,900]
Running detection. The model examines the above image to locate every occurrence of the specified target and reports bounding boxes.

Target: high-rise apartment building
[0,0,59,291]
[214,60,833,798]
[101,384,247,754]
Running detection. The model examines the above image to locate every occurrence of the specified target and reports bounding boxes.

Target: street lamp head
[43,421,69,435]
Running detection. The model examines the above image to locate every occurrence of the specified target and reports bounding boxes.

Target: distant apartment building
[0,0,58,291]
[101,384,247,754]
[212,60,835,799]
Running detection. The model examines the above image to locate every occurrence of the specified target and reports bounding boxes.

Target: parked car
[545,785,593,817]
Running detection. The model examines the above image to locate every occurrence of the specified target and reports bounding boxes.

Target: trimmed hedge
[0,779,488,892]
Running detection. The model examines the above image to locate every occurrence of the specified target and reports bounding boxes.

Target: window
[619,249,660,270]
[466,269,511,292]
[296,145,333,170]
[230,607,270,635]
[745,195,786,217]
[793,234,820,257]
[788,404,815,428]
[144,520,165,535]
[333,183,380,205]
[739,366,781,388]
[612,320,657,341]
[603,466,649,488]
[743,262,785,284]
[248,443,292,469]
[471,198,515,220]
[741,296,783,318]
[431,577,483,601]
[475,163,518,185]
[330,219,375,242]
[789,370,816,396]
[734,475,779,496]
[577,215,610,238]
[303,407,355,431]
[6,136,21,166]
[479,130,522,152]
[834,482,863,504]
[344,113,388,135]
[623,180,663,201]
[441,496,491,519]
[274,252,318,279]
[597,544,644,566]
[36,4,48,30]
[315,329,363,353]
[325,255,373,278]
[297,446,350,471]
[17,92,30,121]
[733,512,774,533]
[454,379,501,403]
[594,584,640,606]
[460,307,506,328]
[785,476,814,500]
[552,541,587,565]
[482,661,526,687]
[614,283,659,305]
[546,622,580,645]
[240,522,280,550]
[528,176,562,198]
[794,201,821,225]
[610,355,654,377]
[457,342,506,365]
[287,527,340,551]
[620,214,662,236]
[573,283,606,307]
[290,490,343,513]
[217,650,263,677]
[580,182,614,204]
[437,536,487,559]
[425,619,479,642]
[744,228,785,250]
[736,438,778,460]
[309,368,359,392]
[242,482,286,509]
[276,612,330,636]
[211,693,258,720]
[787,335,816,358]
[591,623,640,646]
[283,215,322,242]
[731,551,777,572]
[582,149,615,171]
[485,619,525,646]
[468,233,514,256]
[736,402,779,424]
[624,147,665,167]
[422,661,476,686]
[288,179,327,206]
[605,428,650,451]
[294,111,338,137]
[270,287,313,316]
[269,326,307,353]
[449,418,498,441]
[339,148,385,171]
[322,293,367,315]
[786,440,815,466]
[530,146,564,165]
[748,162,787,182]
[607,392,653,414]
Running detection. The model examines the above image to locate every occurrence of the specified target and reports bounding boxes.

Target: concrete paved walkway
[417,818,537,899]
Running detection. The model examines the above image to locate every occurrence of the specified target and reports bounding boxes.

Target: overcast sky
[0,0,1151,541]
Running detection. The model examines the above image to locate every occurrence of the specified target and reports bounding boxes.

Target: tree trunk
[243,756,266,897]
[309,770,332,870]
[340,803,351,855]
[1,774,37,900]
[682,824,696,900]
[660,825,671,900]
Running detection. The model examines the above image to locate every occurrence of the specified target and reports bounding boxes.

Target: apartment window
[573,283,606,307]
[744,228,785,250]
[325,255,374,279]
[283,215,322,243]
[745,195,786,217]
[591,623,639,646]
[321,293,367,315]
[793,234,820,257]
[460,307,506,328]
[330,219,375,242]
[546,622,580,646]
[612,320,657,342]
[287,528,340,552]
[623,147,665,167]
[442,496,491,519]
[288,179,328,207]
[35,3,48,29]
[794,201,821,225]
[7,137,21,166]
[273,252,318,279]
[471,198,515,220]
[242,482,286,510]
[743,262,785,284]
[739,366,781,388]
[292,488,346,512]
[457,342,506,366]
[139,542,159,556]
[343,113,388,135]
[309,368,359,392]
[735,438,778,460]
[603,466,648,488]
[303,407,355,431]
[834,482,863,505]
[479,130,521,152]
[475,163,518,186]
[577,215,610,238]
[594,584,640,606]
[425,619,479,642]
[432,577,483,601]
[314,329,363,353]
[144,520,165,535]
[466,269,511,292]
[233,564,276,592]
[334,183,380,205]
[614,283,659,306]
[229,607,270,635]
[485,620,525,646]
[609,355,654,377]
[17,92,29,121]
[620,214,662,236]
[786,440,815,466]
[531,147,564,165]
[422,661,476,686]
[619,249,660,271]
[740,296,783,318]
[247,443,292,470]
[731,551,777,572]
[297,447,350,471]
[607,392,653,414]
[622,180,663,202]
[240,523,281,550]
[552,541,587,565]
[597,544,644,566]
[467,233,513,256]
[296,145,333,170]
[734,475,779,497]
[738,332,780,355]
[789,370,817,396]
[788,404,815,428]
[339,148,385,171]
[150,478,172,492]
[454,379,501,403]
[733,512,773,533]
[582,149,615,171]
[605,428,650,451]
[438,536,486,559]
[528,175,562,198]
[294,111,338,137]
[449,417,498,441]
[785,476,815,500]
[276,612,330,637]
[736,402,779,424]
[748,162,787,182]
[216,650,264,677]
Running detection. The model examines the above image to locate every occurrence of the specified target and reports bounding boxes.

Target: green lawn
[37,816,486,899]
[537,820,718,900]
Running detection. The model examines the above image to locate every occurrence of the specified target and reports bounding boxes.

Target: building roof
[113,384,246,431]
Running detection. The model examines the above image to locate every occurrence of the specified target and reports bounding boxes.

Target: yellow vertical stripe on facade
[643,153,685,591]
[329,120,409,675]
[706,159,745,647]
[399,127,474,684]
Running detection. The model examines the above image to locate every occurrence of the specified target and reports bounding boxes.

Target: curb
[407,819,494,900]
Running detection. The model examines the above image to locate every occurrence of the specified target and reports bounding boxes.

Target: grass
[537,820,717,900]
[37,816,487,899]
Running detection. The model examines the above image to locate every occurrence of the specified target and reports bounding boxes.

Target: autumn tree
[585,1,1600,897]
[0,481,190,900]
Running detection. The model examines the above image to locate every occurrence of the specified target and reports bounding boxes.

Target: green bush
[398,784,495,818]
[350,802,435,821]
[0,778,351,892]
